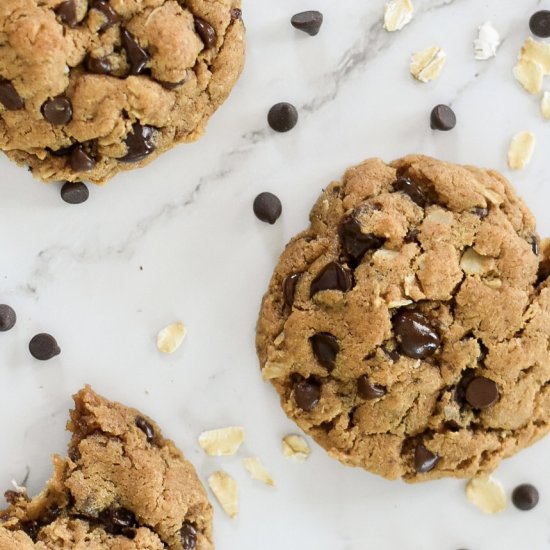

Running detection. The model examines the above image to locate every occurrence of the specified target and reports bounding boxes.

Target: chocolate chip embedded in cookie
[0,0,245,184]
[256,154,550,482]
[0,386,213,549]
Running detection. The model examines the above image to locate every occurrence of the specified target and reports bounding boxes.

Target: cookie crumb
[208,471,239,519]
[156,321,186,354]
[507,131,536,170]
[282,434,310,462]
[243,457,275,486]
[198,426,245,456]
[410,46,447,82]
[384,0,414,32]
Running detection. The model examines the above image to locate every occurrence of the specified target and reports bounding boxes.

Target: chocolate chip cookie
[0,386,212,548]
[256,154,550,482]
[0,0,244,184]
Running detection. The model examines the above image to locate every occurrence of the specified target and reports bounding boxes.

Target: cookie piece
[0,386,212,549]
[0,0,244,184]
[256,154,550,482]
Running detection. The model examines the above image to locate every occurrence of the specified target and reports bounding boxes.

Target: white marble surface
[2,0,550,548]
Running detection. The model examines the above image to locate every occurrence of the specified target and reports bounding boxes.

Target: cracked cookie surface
[0,386,212,549]
[0,0,244,184]
[256,154,550,482]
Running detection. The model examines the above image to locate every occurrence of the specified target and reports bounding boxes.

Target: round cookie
[0,0,244,184]
[0,386,212,549]
[256,155,550,482]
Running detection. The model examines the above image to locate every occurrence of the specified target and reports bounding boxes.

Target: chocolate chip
[55,0,78,27]
[283,273,301,306]
[121,29,150,75]
[310,262,353,296]
[310,332,339,371]
[180,522,198,550]
[357,375,386,400]
[530,235,539,256]
[392,177,427,207]
[48,145,74,157]
[158,78,186,90]
[92,1,120,31]
[339,217,384,261]
[70,146,97,172]
[0,305,16,332]
[0,80,24,110]
[100,507,137,536]
[512,484,539,511]
[230,8,242,20]
[41,96,73,125]
[393,309,440,359]
[21,521,39,541]
[414,444,439,473]
[253,192,282,224]
[267,102,298,132]
[195,18,217,49]
[472,206,488,218]
[291,11,324,36]
[530,11,550,38]
[294,379,321,411]
[60,181,89,204]
[120,123,156,163]
[86,55,112,75]
[29,333,61,361]
[430,104,456,131]
[382,347,401,362]
[537,258,550,285]
[135,416,155,443]
[404,228,420,243]
[465,376,499,409]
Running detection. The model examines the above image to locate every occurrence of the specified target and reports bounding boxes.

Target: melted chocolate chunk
[180,522,198,549]
[195,18,217,49]
[92,1,121,31]
[392,177,427,207]
[310,262,353,296]
[0,80,24,110]
[100,507,137,536]
[86,55,112,75]
[70,146,97,172]
[310,332,339,371]
[357,375,386,400]
[121,29,150,75]
[414,444,439,473]
[55,0,78,27]
[393,310,440,359]
[339,217,384,261]
[294,379,321,411]
[283,273,302,306]
[135,416,155,443]
[465,376,499,409]
[120,123,156,163]
[41,96,73,125]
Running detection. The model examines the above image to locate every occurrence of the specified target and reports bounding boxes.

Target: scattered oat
[410,46,447,83]
[156,321,186,354]
[282,434,310,462]
[541,91,550,119]
[262,361,287,380]
[473,22,500,60]
[520,37,550,74]
[513,58,544,94]
[460,248,494,275]
[243,457,275,486]
[273,331,285,347]
[208,471,239,519]
[384,0,414,32]
[466,475,507,515]
[507,131,536,170]
[424,209,454,225]
[373,249,400,261]
[479,187,503,205]
[198,426,245,456]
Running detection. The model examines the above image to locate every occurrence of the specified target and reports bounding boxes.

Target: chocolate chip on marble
[357,375,386,400]
[29,333,61,361]
[55,0,78,28]
[512,484,539,511]
[70,146,97,172]
[92,0,121,31]
[310,262,353,296]
[393,309,440,359]
[465,376,499,409]
[267,102,298,132]
[135,416,155,443]
[230,8,243,20]
[41,96,73,125]
[180,522,198,550]
[86,55,112,75]
[253,192,282,224]
[339,217,384,261]
[310,332,339,371]
[195,18,217,49]
[472,206,488,218]
[61,181,89,204]
[0,305,16,332]
[120,123,156,163]
[291,11,324,36]
[530,11,550,38]
[121,29,150,75]
[294,379,321,411]
[414,444,439,473]
[392,177,427,207]
[0,80,24,110]
[430,104,456,131]
[283,272,302,306]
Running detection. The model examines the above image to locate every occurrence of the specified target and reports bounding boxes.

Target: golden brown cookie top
[0,0,244,184]
[256,154,550,482]
[0,386,212,549]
